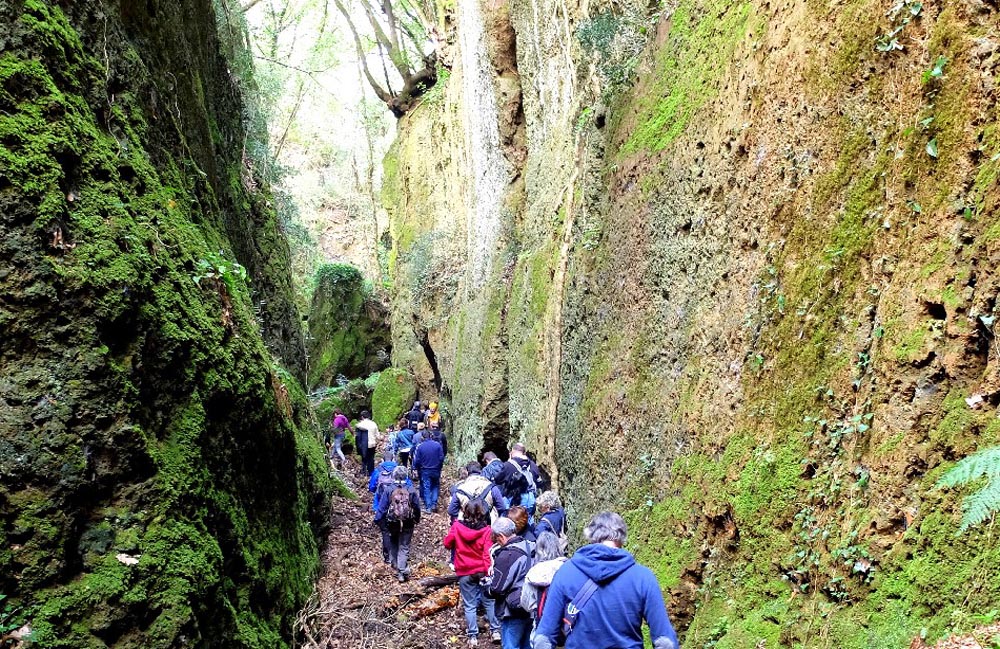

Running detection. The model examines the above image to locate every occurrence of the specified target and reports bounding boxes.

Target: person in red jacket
[444,500,501,647]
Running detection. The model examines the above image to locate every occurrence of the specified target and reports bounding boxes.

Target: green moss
[892,322,930,363]
[625,498,698,589]
[805,0,880,94]
[306,263,389,389]
[617,0,753,155]
[371,368,417,429]
[1,2,331,645]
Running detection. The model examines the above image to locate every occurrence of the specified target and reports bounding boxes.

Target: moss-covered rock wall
[385,0,1000,644]
[0,0,331,646]
[306,263,390,390]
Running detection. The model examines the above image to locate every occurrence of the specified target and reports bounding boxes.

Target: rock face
[371,368,418,430]
[0,1,330,646]
[306,263,390,390]
[386,0,1000,643]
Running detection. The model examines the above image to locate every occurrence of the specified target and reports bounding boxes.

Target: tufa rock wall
[387,0,1000,644]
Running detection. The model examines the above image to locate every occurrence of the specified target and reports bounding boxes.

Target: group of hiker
[332,402,678,649]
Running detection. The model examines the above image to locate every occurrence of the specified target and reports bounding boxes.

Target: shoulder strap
[562,578,599,636]
[508,459,536,488]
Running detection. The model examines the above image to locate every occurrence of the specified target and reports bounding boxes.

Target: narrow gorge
[2,0,1000,647]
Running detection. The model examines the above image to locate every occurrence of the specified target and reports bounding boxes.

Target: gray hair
[491,516,516,537]
[584,511,628,546]
[536,491,562,514]
[534,531,563,561]
[392,466,408,482]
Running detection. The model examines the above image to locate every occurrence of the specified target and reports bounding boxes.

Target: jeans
[420,470,441,511]
[386,522,414,574]
[500,617,532,649]
[358,439,375,477]
[330,434,345,465]
[458,575,499,638]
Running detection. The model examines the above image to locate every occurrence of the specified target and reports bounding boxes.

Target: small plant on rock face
[193,251,249,290]
[936,445,1000,533]
[922,55,948,84]
[875,0,921,52]
[1,594,23,637]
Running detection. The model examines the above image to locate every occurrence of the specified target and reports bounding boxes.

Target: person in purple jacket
[531,512,678,649]
[329,408,352,469]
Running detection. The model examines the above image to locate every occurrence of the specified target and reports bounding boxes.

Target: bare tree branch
[334,0,438,116]
[331,0,394,103]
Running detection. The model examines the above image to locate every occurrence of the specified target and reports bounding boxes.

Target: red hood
[452,520,490,542]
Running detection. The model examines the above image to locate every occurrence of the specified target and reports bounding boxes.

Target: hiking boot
[490,630,501,644]
[467,638,478,647]
[397,571,407,583]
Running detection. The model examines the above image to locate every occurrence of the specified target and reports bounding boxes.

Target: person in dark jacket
[481,452,505,483]
[413,431,444,512]
[496,443,540,514]
[430,420,448,456]
[369,452,410,563]
[533,492,566,541]
[531,512,678,649]
[375,466,422,582]
[405,401,423,429]
[370,452,414,510]
[487,517,534,649]
[443,500,501,646]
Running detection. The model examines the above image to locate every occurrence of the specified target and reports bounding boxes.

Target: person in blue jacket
[531,511,679,649]
[395,419,415,467]
[370,451,412,563]
[413,431,444,512]
[370,451,408,508]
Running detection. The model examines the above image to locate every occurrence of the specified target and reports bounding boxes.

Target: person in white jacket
[520,531,568,638]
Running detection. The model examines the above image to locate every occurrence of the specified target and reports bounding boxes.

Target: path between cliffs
[291,457,1000,649]
[295,458,471,649]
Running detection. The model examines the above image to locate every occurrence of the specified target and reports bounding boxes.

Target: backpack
[507,459,538,509]
[456,476,495,519]
[387,485,414,523]
[376,467,394,491]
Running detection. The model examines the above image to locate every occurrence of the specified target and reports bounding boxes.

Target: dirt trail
[296,458,478,648]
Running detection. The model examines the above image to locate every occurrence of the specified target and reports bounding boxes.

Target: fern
[936,446,1000,533]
